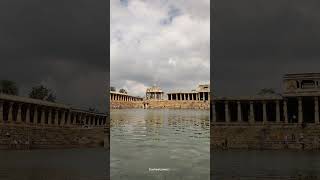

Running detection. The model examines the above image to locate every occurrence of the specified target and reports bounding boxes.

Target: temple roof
[146,86,163,93]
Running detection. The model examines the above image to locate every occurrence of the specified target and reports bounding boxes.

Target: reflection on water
[212,150,320,180]
[111,109,210,180]
[0,148,108,180]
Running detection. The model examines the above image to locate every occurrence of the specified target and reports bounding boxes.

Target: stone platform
[111,100,210,110]
[0,124,108,150]
[211,123,320,150]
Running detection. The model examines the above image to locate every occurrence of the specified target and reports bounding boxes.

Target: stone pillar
[225,101,230,123]
[0,101,3,123]
[212,101,216,123]
[26,105,31,124]
[74,113,78,125]
[48,109,52,125]
[283,100,288,123]
[16,104,23,123]
[55,110,59,125]
[315,97,319,124]
[67,112,72,125]
[41,108,45,125]
[262,101,267,124]
[276,100,280,123]
[249,101,255,123]
[8,102,13,123]
[298,97,303,124]
[237,101,242,122]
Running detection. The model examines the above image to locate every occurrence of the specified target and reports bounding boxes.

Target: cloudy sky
[0,0,108,112]
[213,0,320,97]
[111,0,210,96]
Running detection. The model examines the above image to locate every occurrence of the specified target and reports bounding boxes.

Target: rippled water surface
[0,148,108,180]
[212,150,320,179]
[110,109,210,180]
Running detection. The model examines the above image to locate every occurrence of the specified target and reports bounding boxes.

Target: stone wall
[110,100,209,110]
[146,100,209,109]
[111,101,144,109]
[211,124,320,150]
[0,124,108,150]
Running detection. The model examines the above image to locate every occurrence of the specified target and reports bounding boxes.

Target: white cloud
[111,0,210,96]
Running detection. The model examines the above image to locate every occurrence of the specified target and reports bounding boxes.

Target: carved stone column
[67,112,72,125]
[276,101,280,123]
[48,109,52,125]
[17,104,23,123]
[262,101,267,124]
[298,97,303,124]
[8,102,13,123]
[237,101,242,122]
[315,97,319,124]
[283,100,288,123]
[54,110,59,125]
[40,108,45,125]
[26,104,31,124]
[249,101,255,124]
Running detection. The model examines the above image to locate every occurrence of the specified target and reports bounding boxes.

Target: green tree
[29,85,56,102]
[119,88,127,94]
[0,80,18,95]
[257,88,277,95]
[110,86,116,92]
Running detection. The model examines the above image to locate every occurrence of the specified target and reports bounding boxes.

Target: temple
[0,94,107,127]
[167,84,210,101]
[110,84,210,102]
[146,86,164,100]
[211,73,320,124]
[110,91,143,102]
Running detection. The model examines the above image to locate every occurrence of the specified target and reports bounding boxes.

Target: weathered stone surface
[211,124,320,150]
[110,100,209,110]
[0,124,108,150]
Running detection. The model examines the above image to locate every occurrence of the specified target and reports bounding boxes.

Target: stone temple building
[211,73,320,124]
[0,94,107,127]
[167,84,210,101]
[110,91,143,102]
[146,85,164,100]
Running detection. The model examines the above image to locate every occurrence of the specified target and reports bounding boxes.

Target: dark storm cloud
[213,0,320,96]
[0,0,108,111]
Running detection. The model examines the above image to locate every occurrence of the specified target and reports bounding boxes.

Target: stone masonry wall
[211,124,320,150]
[111,100,209,110]
[0,124,107,150]
[111,101,144,109]
[146,100,209,109]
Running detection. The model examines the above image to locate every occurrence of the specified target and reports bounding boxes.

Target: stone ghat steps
[0,125,106,150]
[212,126,320,150]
